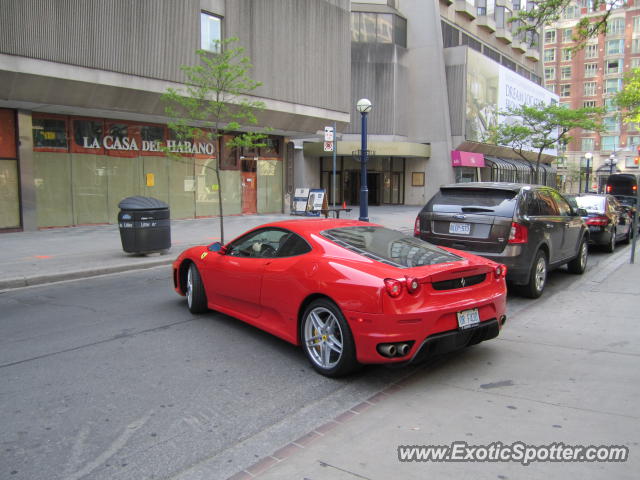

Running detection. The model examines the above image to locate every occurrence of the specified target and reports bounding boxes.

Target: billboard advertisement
[465,49,559,154]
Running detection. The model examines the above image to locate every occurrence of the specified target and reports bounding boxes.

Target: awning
[484,156,557,186]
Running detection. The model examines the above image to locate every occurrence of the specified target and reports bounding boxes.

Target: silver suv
[414,183,589,298]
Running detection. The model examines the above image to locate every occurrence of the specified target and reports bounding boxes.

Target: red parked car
[172,220,507,376]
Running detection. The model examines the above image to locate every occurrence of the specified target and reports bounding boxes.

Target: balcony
[454,0,476,19]
[476,15,497,33]
[525,48,540,62]
[512,39,527,53]
[496,27,513,44]
[440,0,454,5]
[496,0,514,8]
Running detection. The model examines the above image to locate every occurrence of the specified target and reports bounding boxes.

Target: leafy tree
[615,67,640,124]
[484,103,603,181]
[163,37,267,243]
[511,0,622,48]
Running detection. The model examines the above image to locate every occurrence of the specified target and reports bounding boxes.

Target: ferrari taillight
[384,278,403,298]
[494,264,507,279]
[414,217,421,237]
[406,277,420,294]
[508,222,528,244]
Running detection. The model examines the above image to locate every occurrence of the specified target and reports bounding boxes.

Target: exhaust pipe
[499,315,507,326]
[397,343,410,357]
[377,344,397,358]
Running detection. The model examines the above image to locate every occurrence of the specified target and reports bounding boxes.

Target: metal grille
[432,274,486,291]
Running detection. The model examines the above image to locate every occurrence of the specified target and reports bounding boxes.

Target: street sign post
[323,141,333,152]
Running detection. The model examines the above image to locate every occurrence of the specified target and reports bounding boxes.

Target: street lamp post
[584,152,592,193]
[606,152,618,175]
[356,98,372,222]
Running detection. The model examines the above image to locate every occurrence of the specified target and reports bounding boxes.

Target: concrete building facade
[1,0,549,232]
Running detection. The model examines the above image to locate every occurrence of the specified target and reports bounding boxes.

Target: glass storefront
[320,156,405,205]
[31,114,283,228]
[0,109,20,230]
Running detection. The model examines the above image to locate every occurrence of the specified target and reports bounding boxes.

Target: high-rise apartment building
[544,0,640,192]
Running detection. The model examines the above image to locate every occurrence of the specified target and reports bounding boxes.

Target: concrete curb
[0,258,173,291]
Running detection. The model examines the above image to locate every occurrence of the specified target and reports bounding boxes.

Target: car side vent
[432,274,486,291]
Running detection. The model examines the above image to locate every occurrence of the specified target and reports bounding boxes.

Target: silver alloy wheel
[303,306,344,370]
[579,241,588,269]
[534,256,546,293]
[186,267,193,308]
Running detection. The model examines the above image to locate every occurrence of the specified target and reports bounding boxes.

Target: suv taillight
[508,222,528,244]
[586,215,609,226]
[414,217,420,237]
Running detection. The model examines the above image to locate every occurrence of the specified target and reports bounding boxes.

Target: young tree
[162,37,267,243]
[484,103,603,181]
[615,67,640,124]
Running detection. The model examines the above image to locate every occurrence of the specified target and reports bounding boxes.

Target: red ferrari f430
[173,220,507,376]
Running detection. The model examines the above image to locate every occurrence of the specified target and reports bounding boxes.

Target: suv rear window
[574,195,606,213]
[321,226,461,268]
[425,188,518,217]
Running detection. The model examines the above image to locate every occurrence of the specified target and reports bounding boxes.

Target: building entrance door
[241,158,257,214]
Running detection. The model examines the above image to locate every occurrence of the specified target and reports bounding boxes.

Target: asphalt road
[0,245,630,480]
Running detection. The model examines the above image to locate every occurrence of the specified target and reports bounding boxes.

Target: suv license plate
[457,308,480,330]
[449,222,471,235]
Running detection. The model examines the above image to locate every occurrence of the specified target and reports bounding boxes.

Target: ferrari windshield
[321,226,461,268]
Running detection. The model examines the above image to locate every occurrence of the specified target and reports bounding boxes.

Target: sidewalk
[231,249,640,480]
[0,205,421,291]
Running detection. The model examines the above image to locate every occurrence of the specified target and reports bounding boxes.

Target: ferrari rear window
[321,226,461,268]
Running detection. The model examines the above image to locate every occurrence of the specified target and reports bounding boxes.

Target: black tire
[186,263,208,314]
[604,230,616,253]
[300,299,358,377]
[521,249,547,299]
[567,238,588,274]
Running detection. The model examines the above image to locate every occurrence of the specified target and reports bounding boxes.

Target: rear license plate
[449,222,471,235]
[457,308,480,330]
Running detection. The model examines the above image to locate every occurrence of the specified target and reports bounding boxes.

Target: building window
[605,59,622,75]
[632,39,640,54]
[632,58,640,68]
[442,21,460,47]
[607,18,625,36]
[584,63,598,77]
[495,6,512,29]
[545,29,556,44]
[603,116,619,132]
[581,137,594,151]
[561,66,572,79]
[562,48,572,61]
[544,67,556,81]
[585,43,599,59]
[563,5,579,19]
[628,136,640,148]
[625,156,639,168]
[604,98,618,112]
[563,28,573,43]
[606,39,624,55]
[200,12,222,53]
[605,78,622,94]
[601,135,619,151]
[544,48,555,62]
[32,115,69,150]
[634,16,640,33]
[584,81,597,96]
[583,100,597,108]
[484,46,501,62]
[461,32,482,52]
[351,12,407,47]
[560,84,571,97]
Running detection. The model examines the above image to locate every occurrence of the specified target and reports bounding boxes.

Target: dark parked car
[414,183,589,298]
[565,194,633,252]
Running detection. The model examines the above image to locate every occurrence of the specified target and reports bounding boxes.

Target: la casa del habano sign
[81,136,216,155]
